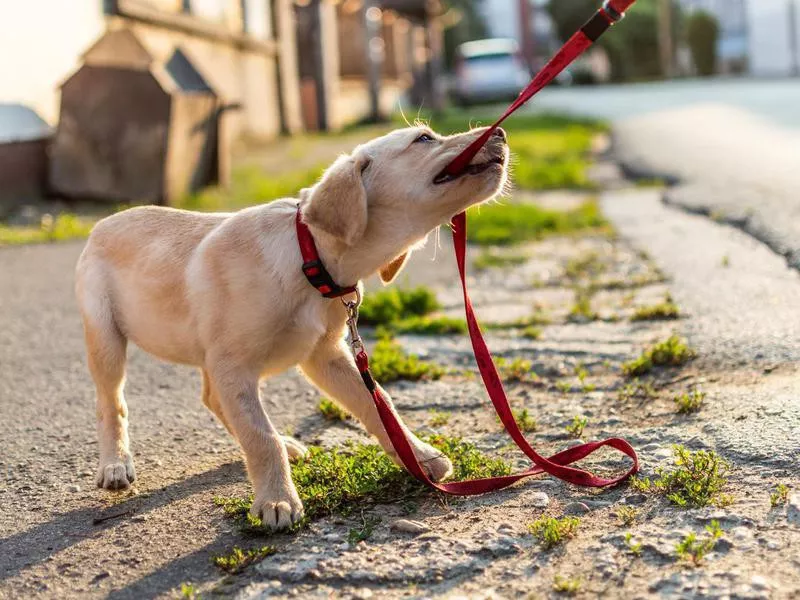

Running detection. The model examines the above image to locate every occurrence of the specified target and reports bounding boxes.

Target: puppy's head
[302,125,509,281]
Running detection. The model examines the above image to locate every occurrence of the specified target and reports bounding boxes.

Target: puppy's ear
[379,251,411,284]
[302,154,369,246]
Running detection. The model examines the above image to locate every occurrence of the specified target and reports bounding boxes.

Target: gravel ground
[2,176,800,598]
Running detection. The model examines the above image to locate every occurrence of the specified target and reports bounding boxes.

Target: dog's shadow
[0,461,246,597]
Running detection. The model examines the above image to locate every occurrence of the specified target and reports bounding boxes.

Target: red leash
[300,0,639,494]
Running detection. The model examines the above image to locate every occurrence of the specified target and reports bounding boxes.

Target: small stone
[750,575,769,590]
[623,494,648,505]
[352,589,373,599]
[787,494,800,525]
[563,502,590,515]
[530,492,550,508]
[390,519,430,534]
[66,484,81,493]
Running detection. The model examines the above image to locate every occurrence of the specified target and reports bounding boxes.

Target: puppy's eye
[414,133,435,143]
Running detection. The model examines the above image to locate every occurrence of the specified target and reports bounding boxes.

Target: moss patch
[623,335,697,377]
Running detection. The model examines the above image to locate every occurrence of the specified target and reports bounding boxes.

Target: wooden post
[518,0,535,71]
[658,0,673,77]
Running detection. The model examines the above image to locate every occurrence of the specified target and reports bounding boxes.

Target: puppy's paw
[282,436,309,462]
[96,454,136,490]
[251,483,305,530]
[413,441,453,482]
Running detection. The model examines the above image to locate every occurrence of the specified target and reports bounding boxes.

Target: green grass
[473,249,529,271]
[497,408,537,433]
[385,315,467,336]
[770,483,790,507]
[180,582,200,599]
[318,398,350,421]
[493,357,538,382]
[521,326,542,340]
[676,520,723,566]
[631,294,681,322]
[214,436,510,531]
[631,446,730,508]
[565,415,588,439]
[623,335,697,377]
[674,388,705,414]
[414,111,607,191]
[0,213,95,246]
[553,575,582,595]
[359,287,440,326]
[369,337,444,383]
[213,546,276,574]
[528,516,580,549]
[178,164,326,211]
[466,200,608,247]
[624,532,643,556]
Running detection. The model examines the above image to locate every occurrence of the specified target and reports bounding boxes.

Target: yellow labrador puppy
[75,125,509,529]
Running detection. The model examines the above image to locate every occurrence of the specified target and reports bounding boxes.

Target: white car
[453,39,531,105]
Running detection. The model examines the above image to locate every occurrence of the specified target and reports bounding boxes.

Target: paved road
[532,78,800,270]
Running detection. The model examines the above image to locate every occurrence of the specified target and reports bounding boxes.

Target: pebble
[390,519,430,535]
[529,492,550,508]
[563,502,590,515]
[66,484,81,493]
[623,494,648,505]
[750,575,770,590]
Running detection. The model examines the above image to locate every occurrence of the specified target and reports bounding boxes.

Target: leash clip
[342,289,364,354]
[602,0,625,22]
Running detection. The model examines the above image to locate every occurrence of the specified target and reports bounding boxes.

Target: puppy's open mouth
[433,156,505,185]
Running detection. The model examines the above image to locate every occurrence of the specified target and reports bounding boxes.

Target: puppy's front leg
[208,367,304,529]
[300,340,453,482]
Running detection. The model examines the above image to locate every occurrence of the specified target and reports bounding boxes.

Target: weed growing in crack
[676,520,723,566]
[575,365,596,392]
[631,446,730,508]
[565,251,606,281]
[674,388,706,414]
[617,506,638,526]
[623,335,696,377]
[631,294,681,322]
[624,532,643,556]
[494,357,538,382]
[521,325,542,340]
[770,483,790,507]
[348,514,381,545]
[529,516,580,549]
[553,574,582,595]
[318,398,350,421]
[497,408,537,433]
[180,583,200,599]
[556,380,573,394]
[429,410,450,427]
[568,287,598,322]
[565,415,588,439]
[213,546,276,574]
[617,378,657,402]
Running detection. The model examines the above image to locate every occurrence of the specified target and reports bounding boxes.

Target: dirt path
[2,174,799,599]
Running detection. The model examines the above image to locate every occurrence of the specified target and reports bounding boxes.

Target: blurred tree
[442,0,487,69]
[686,10,719,76]
[546,0,681,81]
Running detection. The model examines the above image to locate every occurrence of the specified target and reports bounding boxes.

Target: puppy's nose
[492,128,507,142]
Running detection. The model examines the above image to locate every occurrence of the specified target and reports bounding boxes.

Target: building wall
[0,0,296,140]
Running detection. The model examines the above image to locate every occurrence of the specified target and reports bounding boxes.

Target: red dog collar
[296,206,358,299]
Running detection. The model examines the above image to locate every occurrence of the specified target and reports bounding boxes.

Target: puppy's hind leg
[82,309,136,490]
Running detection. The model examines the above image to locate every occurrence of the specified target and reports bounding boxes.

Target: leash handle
[440,0,635,178]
